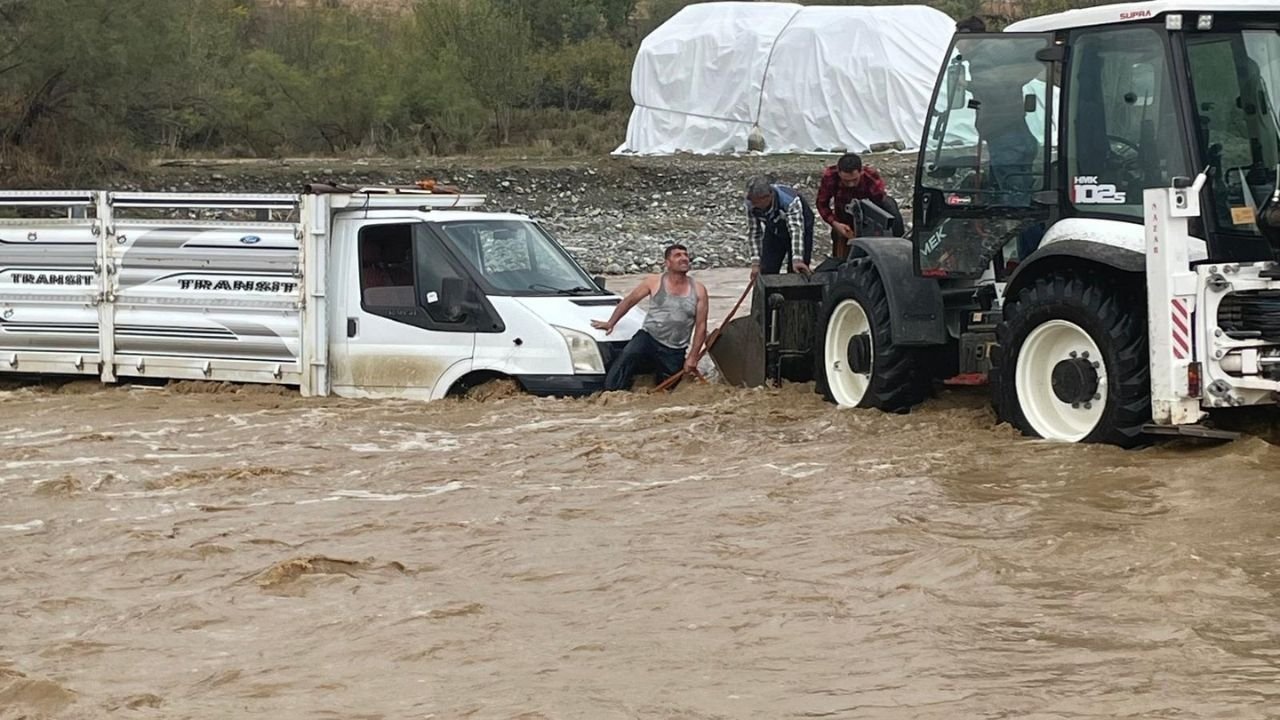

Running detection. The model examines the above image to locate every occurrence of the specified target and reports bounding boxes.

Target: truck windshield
[1186,29,1280,236]
[437,220,600,295]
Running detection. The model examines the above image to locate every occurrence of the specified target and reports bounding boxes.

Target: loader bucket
[708,314,767,387]
[707,273,832,387]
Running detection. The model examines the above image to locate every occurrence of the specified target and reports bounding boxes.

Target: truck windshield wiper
[529,283,596,295]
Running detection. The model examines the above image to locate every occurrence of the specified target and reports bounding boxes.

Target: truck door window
[357,223,497,332]
[1065,27,1189,218]
[359,225,415,307]
[413,226,481,325]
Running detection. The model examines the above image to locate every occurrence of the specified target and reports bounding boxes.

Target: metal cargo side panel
[0,222,102,374]
[108,222,304,384]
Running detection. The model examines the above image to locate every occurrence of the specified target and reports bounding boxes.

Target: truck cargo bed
[0,191,308,388]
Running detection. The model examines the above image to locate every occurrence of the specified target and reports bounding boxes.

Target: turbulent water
[3,371,1280,719]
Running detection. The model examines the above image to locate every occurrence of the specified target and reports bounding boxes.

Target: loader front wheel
[817,259,928,412]
[993,271,1150,446]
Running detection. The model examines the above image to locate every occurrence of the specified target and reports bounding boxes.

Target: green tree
[415,0,537,145]
[492,0,637,46]
[538,37,632,111]
[2,0,247,165]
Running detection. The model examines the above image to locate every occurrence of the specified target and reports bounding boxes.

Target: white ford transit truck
[0,185,645,399]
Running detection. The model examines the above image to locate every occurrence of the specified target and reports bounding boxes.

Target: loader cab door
[1063,25,1191,227]
[913,32,1059,280]
[1184,25,1280,261]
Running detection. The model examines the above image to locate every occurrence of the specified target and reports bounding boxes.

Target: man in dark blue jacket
[744,176,815,279]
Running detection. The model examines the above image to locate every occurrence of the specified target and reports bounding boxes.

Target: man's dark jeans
[604,330,686,391]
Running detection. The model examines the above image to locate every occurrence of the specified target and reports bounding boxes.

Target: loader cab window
[1065,27,1189,219]
[1186,28,1280,257]
[914,34,1054,278]
[921,36,1053,205]
[357,223,498,332]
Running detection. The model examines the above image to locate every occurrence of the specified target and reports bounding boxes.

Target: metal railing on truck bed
[0,190,311,390]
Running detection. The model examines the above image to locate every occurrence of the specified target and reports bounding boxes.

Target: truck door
[333,220,494,399]
[912,32,1059,280]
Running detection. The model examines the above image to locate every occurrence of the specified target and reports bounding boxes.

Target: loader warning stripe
[1171,298,1191,359]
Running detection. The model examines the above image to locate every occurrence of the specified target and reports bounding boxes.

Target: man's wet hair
[956,15,986,33]
[745,175,773,199]
[837,153,863,173]
[664,243,688,259]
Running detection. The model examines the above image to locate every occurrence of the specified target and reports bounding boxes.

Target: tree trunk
[7,69,67,146]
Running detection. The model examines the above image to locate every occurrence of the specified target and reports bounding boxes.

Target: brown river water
[3,269,1280,720]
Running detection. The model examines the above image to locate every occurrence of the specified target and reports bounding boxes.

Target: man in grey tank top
[592,243,710,391]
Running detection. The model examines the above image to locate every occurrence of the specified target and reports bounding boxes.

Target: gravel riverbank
[87,152,920,275]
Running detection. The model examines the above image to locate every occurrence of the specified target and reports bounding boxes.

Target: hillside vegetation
[0,0,1122,183]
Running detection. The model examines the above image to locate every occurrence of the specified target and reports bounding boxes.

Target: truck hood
[513,295,644,340]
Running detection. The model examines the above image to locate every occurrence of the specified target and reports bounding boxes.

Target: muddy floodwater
[4,269,1280,719]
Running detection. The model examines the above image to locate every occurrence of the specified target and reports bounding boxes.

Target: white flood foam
[7,457,113,470]
[348,432,462,453]
[762,462,829,479]
[2,519,46,532]
[328,481,466,501]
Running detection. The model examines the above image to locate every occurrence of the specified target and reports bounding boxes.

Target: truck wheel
[993,272,1150,446]
[817,259,928,412]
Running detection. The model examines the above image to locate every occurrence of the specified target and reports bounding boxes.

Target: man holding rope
[592,243,710,391]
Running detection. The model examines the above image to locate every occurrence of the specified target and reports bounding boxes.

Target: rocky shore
[44,152,920,275]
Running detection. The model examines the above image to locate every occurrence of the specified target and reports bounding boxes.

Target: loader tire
[816,258,929,413]
[992,271,1150,447]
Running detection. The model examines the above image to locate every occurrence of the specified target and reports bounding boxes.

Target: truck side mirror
[593,275,607,291]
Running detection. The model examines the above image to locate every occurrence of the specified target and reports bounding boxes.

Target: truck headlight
[553,326,605,374]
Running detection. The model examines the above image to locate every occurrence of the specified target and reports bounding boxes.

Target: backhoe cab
[722,1,1280,446]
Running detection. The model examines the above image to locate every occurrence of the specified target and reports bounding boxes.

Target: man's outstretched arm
[593,277,653,334]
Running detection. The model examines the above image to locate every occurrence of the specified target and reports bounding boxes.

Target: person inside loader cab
[592,243,710,392]
[816,153,903,260]
[744,176,815,278]
[963,45,1043,206]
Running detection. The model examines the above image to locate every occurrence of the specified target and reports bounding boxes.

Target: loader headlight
[553,326,605,374]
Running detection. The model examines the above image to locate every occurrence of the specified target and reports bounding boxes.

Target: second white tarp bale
[616,2,958,156]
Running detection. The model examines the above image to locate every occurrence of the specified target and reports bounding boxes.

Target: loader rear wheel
[993,271,1150,446]
[817,259,928,412]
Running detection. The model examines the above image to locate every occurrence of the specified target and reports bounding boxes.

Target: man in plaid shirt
[744,176,815,279]
[815,153,902,259]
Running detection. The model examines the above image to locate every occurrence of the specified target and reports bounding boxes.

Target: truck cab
[329,206,642,400]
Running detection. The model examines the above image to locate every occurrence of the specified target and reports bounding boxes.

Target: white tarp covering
[615,2,959,156]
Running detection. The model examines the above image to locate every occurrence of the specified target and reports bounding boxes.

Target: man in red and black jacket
[815,153,903,260]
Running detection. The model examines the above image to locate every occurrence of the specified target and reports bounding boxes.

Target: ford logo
[240,235,261,244]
